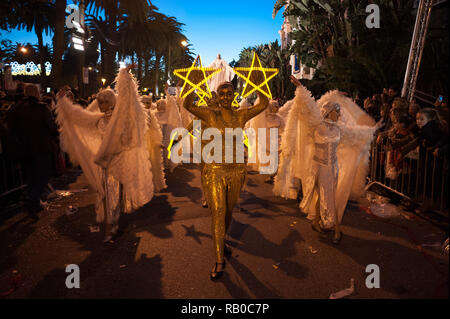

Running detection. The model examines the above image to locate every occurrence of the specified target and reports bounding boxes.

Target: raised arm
[182,92,213,122]
[239,92,269,123]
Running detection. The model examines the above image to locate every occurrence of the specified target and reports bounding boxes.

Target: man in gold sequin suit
[183,82,268,280]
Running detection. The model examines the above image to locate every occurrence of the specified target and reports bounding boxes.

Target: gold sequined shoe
[210,261,226,281]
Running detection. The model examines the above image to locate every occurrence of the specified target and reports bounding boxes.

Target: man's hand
[204,92,219,108]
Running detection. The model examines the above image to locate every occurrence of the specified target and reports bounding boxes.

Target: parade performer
[143,97,167,192]
[183,82,269,280]
[274,76,377,244]
[55,65,155,242]
[153,87,183,172]
[246,99,283,175]
[208,54,235,93]
[176,81,194,128]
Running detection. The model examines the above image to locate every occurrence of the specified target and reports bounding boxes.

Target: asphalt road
[0,163,448,299]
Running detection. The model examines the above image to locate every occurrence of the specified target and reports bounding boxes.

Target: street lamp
[101,78,106,86]
[181,40,188,47]
[20,47,28,54]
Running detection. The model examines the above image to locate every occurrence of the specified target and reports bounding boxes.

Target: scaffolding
[401,0,435,102]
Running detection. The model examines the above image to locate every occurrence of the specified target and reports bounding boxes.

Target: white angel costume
[144,105,167,192]
[153,95,183,171]
[208,54,235,93]
[277,99,294,134]
[273,84,376,228]
[176,86,193,128]
[246,100,283,173]
[56,68,155,237]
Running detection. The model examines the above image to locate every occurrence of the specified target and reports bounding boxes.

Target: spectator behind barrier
[6,84,59,220]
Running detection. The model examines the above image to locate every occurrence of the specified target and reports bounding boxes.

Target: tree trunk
[144,53,149,79]
[104,11,118,85]
[36,28,46,86]
[137,52,143,84]
[154,53,161,96]
[51,0,66,89]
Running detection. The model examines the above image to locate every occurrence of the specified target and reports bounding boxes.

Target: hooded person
[274,76,378,244]
[55,65,155,242]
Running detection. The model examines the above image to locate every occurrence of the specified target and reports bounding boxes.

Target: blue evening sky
[0,0,284,66]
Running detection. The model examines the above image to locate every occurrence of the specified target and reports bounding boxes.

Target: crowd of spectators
[0,82,88,219]
[353,86,448,208]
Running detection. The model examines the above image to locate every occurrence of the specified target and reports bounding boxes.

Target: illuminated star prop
[167,132,178,159]
[173,55,222,106]
[232,92,240,108]
[233,52,278,99]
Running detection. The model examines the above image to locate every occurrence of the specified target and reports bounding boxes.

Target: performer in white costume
[246,99,283,175]
[176,82,193,128]
[274,76,377,243]
[208,54,235,93]
[142,96,166,192]
[56,65,156,242]
[153,89,183,172]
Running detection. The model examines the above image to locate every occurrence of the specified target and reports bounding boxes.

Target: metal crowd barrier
[369,139,448,213]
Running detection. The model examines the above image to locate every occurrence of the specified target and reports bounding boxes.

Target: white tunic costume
[56,69,155,229]
[153,95,183,171]
[274,84,376,227]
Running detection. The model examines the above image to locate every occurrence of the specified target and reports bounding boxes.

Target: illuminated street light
[181,40,188,47]
[88,66,93,71]
[20,47,28,54]
[101,78,106,86]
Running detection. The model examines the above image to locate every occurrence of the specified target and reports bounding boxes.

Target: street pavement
[0,163,448,299]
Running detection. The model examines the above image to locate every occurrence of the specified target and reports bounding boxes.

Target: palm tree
[85,0,151,85]
[273,0,417,97]
[51,0,66,89]
[4,0,55,85]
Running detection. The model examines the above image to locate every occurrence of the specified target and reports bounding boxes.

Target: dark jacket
[6,96,59,159]
[400,120,445,156]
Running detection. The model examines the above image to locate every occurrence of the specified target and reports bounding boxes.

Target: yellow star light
[173,55,222,103]
[197,90,209,106]
[167,132,178,159]
[232,92,240,108]
[233,52,279,99]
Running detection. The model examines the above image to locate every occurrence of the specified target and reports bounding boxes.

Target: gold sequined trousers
[202,163,247,263]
